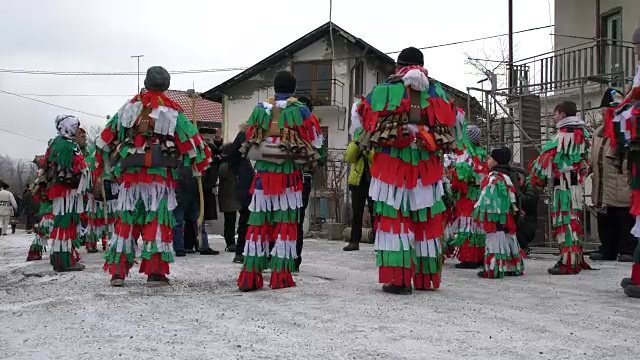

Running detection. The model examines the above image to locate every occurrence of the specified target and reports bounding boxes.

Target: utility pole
[131,55,145,93]
[507,0,514,95]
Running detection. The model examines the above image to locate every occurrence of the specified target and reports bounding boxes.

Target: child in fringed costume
[26,156,52,261]
[530,101,591,275]
[44,115,89,272]
[84,147,119,253]
[94,66,212,287]
[353,47,460,294]
[75,128,90,255]
[474,147,524,278]
[237,71,323,292]
[447,121,488,269]
[608,26,640,298]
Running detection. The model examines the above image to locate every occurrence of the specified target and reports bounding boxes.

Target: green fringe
[242,254,268,273]
[248,208,299,226]
[374,199,446,219]
[50,252,72,268]
[375,240,442,273]
[139,241,174,263]
[104,244,135,265]
[247,101,307,131]
[37,202,52,217]
[472,177,512,225]
[448,232,486,248]
[54,213,80,229]
[48,136,80,169]
[119,198,175,227]
[255,160,300,174]
[270,256,297,274]
[375,145,436,166]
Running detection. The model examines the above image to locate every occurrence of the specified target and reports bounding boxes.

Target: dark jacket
[202,142,222,220]
[175,157,219,220]
[516,180,539,248]
[224,131,254,208]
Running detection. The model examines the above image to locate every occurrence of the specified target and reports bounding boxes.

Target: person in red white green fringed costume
[84,147,119,253]
[237,71,322,292]
[45,115,90,272]
[26,157,52,262]
[446,118,489,269]
[607,26,640,298]
[239,72,323,290]
[94,66,212,287]
[353,47,460,294]
[529,101,591,275]
[474,147,525,278]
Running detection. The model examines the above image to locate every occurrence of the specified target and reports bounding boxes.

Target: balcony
[294,78,345,108]
[510,41,638,95]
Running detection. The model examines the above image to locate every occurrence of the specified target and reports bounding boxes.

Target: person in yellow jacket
[344,129,375,251]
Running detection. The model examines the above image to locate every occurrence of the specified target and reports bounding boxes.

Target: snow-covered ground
[0,231,639,360]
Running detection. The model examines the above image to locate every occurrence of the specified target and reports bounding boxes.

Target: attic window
[292,61,332,106]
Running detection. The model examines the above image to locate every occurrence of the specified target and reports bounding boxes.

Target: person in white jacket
[0,182,18,236]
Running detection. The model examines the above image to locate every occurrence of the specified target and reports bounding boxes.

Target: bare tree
[0,155,37,193]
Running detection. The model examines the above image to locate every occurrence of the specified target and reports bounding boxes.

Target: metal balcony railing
[510,41,638,94]
[295,78,345,108]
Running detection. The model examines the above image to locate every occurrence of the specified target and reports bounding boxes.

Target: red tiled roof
[165,89,222,123]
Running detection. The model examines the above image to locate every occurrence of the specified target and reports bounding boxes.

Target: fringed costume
[95,66,212,286]
[84,148,119,252]
[353,47,459,294]
[45,115,88,272]
[26,161,52,262]
[530,113,591,275]
[604,39,640,296]
[474,147,524,278]
[238,71,322,291]
[447,120,488,268]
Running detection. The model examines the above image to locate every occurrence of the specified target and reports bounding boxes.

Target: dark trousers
[235,206,250,256]
[597,206,635,259]
[349,180,374,243]
[223,211,237,246]
[296,174,312,258]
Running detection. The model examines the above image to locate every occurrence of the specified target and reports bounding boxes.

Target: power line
[11,93,133,97]
[0,128,47,143]
[0,25,553,77]
[0,90,105,118]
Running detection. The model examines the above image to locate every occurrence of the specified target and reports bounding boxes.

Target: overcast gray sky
[0,0,554,159]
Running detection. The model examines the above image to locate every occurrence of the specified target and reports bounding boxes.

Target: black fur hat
[144,66,171,92]
[397,47,424,67]
[274,71,297,94]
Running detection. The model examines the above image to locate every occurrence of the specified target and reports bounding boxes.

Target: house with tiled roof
[165,89,222,139]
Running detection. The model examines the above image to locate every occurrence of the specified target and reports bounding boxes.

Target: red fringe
[414,273,441,290]
[237,271,265,290]
[273,222,298,241]
[631,190,640,217]
[631,264,640,286]
[250,171,302,196]
[26,249,42,261]
[50,226,78,241]
[104,253,133,277]
[269,270,296,289]
[457,242,484,263]
[138,253,171,276]
[378,266,413,287]
[141,219,173,243]
[371,152,443,188]
[120,168,176,187]
[132,91,183,112]
[413,213,444,240]
[453,197,475,217]
[48,184,72,199]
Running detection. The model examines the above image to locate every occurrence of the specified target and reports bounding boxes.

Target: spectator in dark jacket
[172,165,219,256]
[224,125,254,264]
[513,167,539,253]
[22,186,38,232]
[218,144,241,252]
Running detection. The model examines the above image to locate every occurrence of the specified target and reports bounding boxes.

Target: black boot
[381,284,412,295]
[455,261,481,269]
[548,265,570,275]
[199,248,220,255]
[147,274,170,287]
[55,263,85,272]
[175,249,186,257]
[232,254,244,264]
[294,257,302,272]
[343,242,359,251]
[109,275,125,287]
[624,284,640,298]
[225,244,236,253]
[621,278,635,288]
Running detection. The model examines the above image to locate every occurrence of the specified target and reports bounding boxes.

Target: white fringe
[50,239,72,252]
[116,183,177,212]
[402,69,430,92]
[149,106,178,136]
[117,101,144,129]
[369,178,444,211]
[52,191,85,216]
[631,216,640,238]
[249,188,302,212]
[243,238,269,257]
[107,234,137,254]
[270,236,297,259]
[350,102,362,136]
[374,226,413,252]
